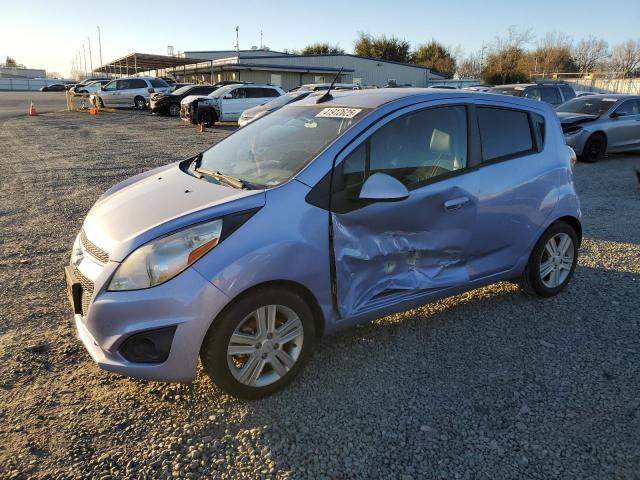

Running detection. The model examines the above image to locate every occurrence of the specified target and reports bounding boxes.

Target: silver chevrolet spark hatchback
[66,88,581,399]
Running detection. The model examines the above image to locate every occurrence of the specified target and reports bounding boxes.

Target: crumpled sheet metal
[332,203,472,318]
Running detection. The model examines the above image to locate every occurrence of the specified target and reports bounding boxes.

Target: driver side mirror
[224,94,233,99]
[611,111,626,118]
[358,173,409,201]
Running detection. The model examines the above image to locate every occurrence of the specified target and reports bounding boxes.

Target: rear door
[126,78,149,105]
[469,102,555,278]
[330,102,480,317]
[607,99,640,151]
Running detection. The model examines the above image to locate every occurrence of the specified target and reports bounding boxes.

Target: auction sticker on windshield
[316,107,362,119]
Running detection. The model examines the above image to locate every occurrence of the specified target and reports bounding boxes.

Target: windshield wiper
[195,166,264,190]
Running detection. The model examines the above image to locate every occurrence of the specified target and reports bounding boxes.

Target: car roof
[293,87,545,110]
[573,93,637,99]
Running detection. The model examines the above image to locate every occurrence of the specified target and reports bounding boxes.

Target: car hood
[241,104,271,118]
[83,162,265,262]
[181,95,211,105]
[556,112,599,125]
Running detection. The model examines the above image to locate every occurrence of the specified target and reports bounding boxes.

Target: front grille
[80,230,109,264]
[72,265,94,317]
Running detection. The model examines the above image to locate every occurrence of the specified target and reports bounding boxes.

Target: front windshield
[488,86,526,97]
[171,85,193,96]
[198,105,370,187]
[209,85,234,98]
[263,91,310,109]
[556,97,618,115]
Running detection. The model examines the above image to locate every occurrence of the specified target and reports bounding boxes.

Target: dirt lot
[0,109,639,480]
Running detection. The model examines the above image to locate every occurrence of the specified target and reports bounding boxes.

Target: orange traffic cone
[29,101,38,116]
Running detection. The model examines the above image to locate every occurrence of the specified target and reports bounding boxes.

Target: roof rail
[535,80,568,85]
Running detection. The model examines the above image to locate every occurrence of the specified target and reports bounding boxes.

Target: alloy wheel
[227,305,304,387]
[539,233,574,288]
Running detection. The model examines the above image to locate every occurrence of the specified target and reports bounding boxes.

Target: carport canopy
[95,52,213,76]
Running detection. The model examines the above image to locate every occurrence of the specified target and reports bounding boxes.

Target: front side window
[230,88,247,99]
[477,107,534,162]
[614,100,640,116]
[198,105,369,187]
[336,106,468,195]
[524,88,542,101]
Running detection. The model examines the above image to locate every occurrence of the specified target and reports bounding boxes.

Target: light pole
[87,37,93,73]
[97,26,103,74]
[82,45,87,77]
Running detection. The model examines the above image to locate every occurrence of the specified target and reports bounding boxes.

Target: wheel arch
[206,280,326,343]
[554,215,582,247]
[589,130,608,149]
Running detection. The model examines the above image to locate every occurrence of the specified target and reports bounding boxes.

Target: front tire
[200,288,315,399]
[519,222,578,297]
[168,103,180,117]
[197,108,217,127]
[581,133,606,163]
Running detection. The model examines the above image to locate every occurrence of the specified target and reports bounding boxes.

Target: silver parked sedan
[557,94,640,162]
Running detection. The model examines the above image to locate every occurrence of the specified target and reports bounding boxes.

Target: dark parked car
[40,83,66,92]
[150,84,216,116]
[488,81,576,107]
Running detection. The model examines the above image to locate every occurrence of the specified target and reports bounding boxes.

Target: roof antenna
[316,67,344,104]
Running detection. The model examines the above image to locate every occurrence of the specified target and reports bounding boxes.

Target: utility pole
[260,30,263,49]
[82,45,87,77]
[235,26,239,55]
[480,41,487,80]
[97,26,103,74]
[87,37,93,73]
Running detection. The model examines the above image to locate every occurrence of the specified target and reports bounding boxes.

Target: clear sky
[2,0,639,78]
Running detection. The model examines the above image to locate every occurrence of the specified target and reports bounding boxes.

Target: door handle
[443,196,469,211]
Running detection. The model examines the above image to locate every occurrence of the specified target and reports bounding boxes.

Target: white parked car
[91,77,172,110]
[181,84,284,125]
[72,80,110,94]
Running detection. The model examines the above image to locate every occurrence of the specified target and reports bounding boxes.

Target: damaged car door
[330,103,479,317]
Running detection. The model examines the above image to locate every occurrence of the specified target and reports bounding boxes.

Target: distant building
[0,64,46,79]
[97,50,445,91]
[180,49,444,90]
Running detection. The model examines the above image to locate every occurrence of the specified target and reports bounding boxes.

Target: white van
[91,77,172,110]
[181,84,284,125]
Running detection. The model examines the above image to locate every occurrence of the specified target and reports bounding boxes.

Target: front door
[220,87,249,121]
[330,103,479,318]
[608,99,640,151]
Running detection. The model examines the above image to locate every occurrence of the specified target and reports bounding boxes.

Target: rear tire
[519,222,578,297]
[200,287,315,399]
[581,133,606,163]
[134,96,147,110]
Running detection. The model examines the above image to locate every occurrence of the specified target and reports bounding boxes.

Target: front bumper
[71,262,230,382]
[563,130,590,156]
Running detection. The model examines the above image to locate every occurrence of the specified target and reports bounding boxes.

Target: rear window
[477,107,534,161]
[264,88,281,97]
[150,78,170,88]
[540,87,562,105]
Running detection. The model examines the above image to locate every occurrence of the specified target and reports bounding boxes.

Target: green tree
[354,33,411,62]
[302,43,345,55]
[411,41,457,78]
[483,46,528,84]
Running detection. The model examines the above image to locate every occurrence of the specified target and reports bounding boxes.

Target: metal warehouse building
[97,49,445,90]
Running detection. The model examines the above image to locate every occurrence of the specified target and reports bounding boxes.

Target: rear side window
[126,79,147,89]
[150,79,169,88]
[477,107,534,162]
[540,87,562,105]
[247,88,265,98]
[531,113,545,150]
[264,88,280,97]
[560,85,575,101]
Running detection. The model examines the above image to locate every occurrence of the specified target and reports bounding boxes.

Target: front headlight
[108,219,223,291]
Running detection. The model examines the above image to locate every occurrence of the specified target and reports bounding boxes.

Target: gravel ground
[0,110,639,480]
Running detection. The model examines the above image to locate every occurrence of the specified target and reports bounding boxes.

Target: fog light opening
[119,326,176,363]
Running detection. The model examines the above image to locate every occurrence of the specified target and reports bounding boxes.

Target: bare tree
[526,32,576,75]
[572,36,609,73]
[457,53,482,79]
[609,39,640,76]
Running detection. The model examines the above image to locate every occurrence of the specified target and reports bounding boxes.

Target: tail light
[148,88,155,94]
[567,145,577,167]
